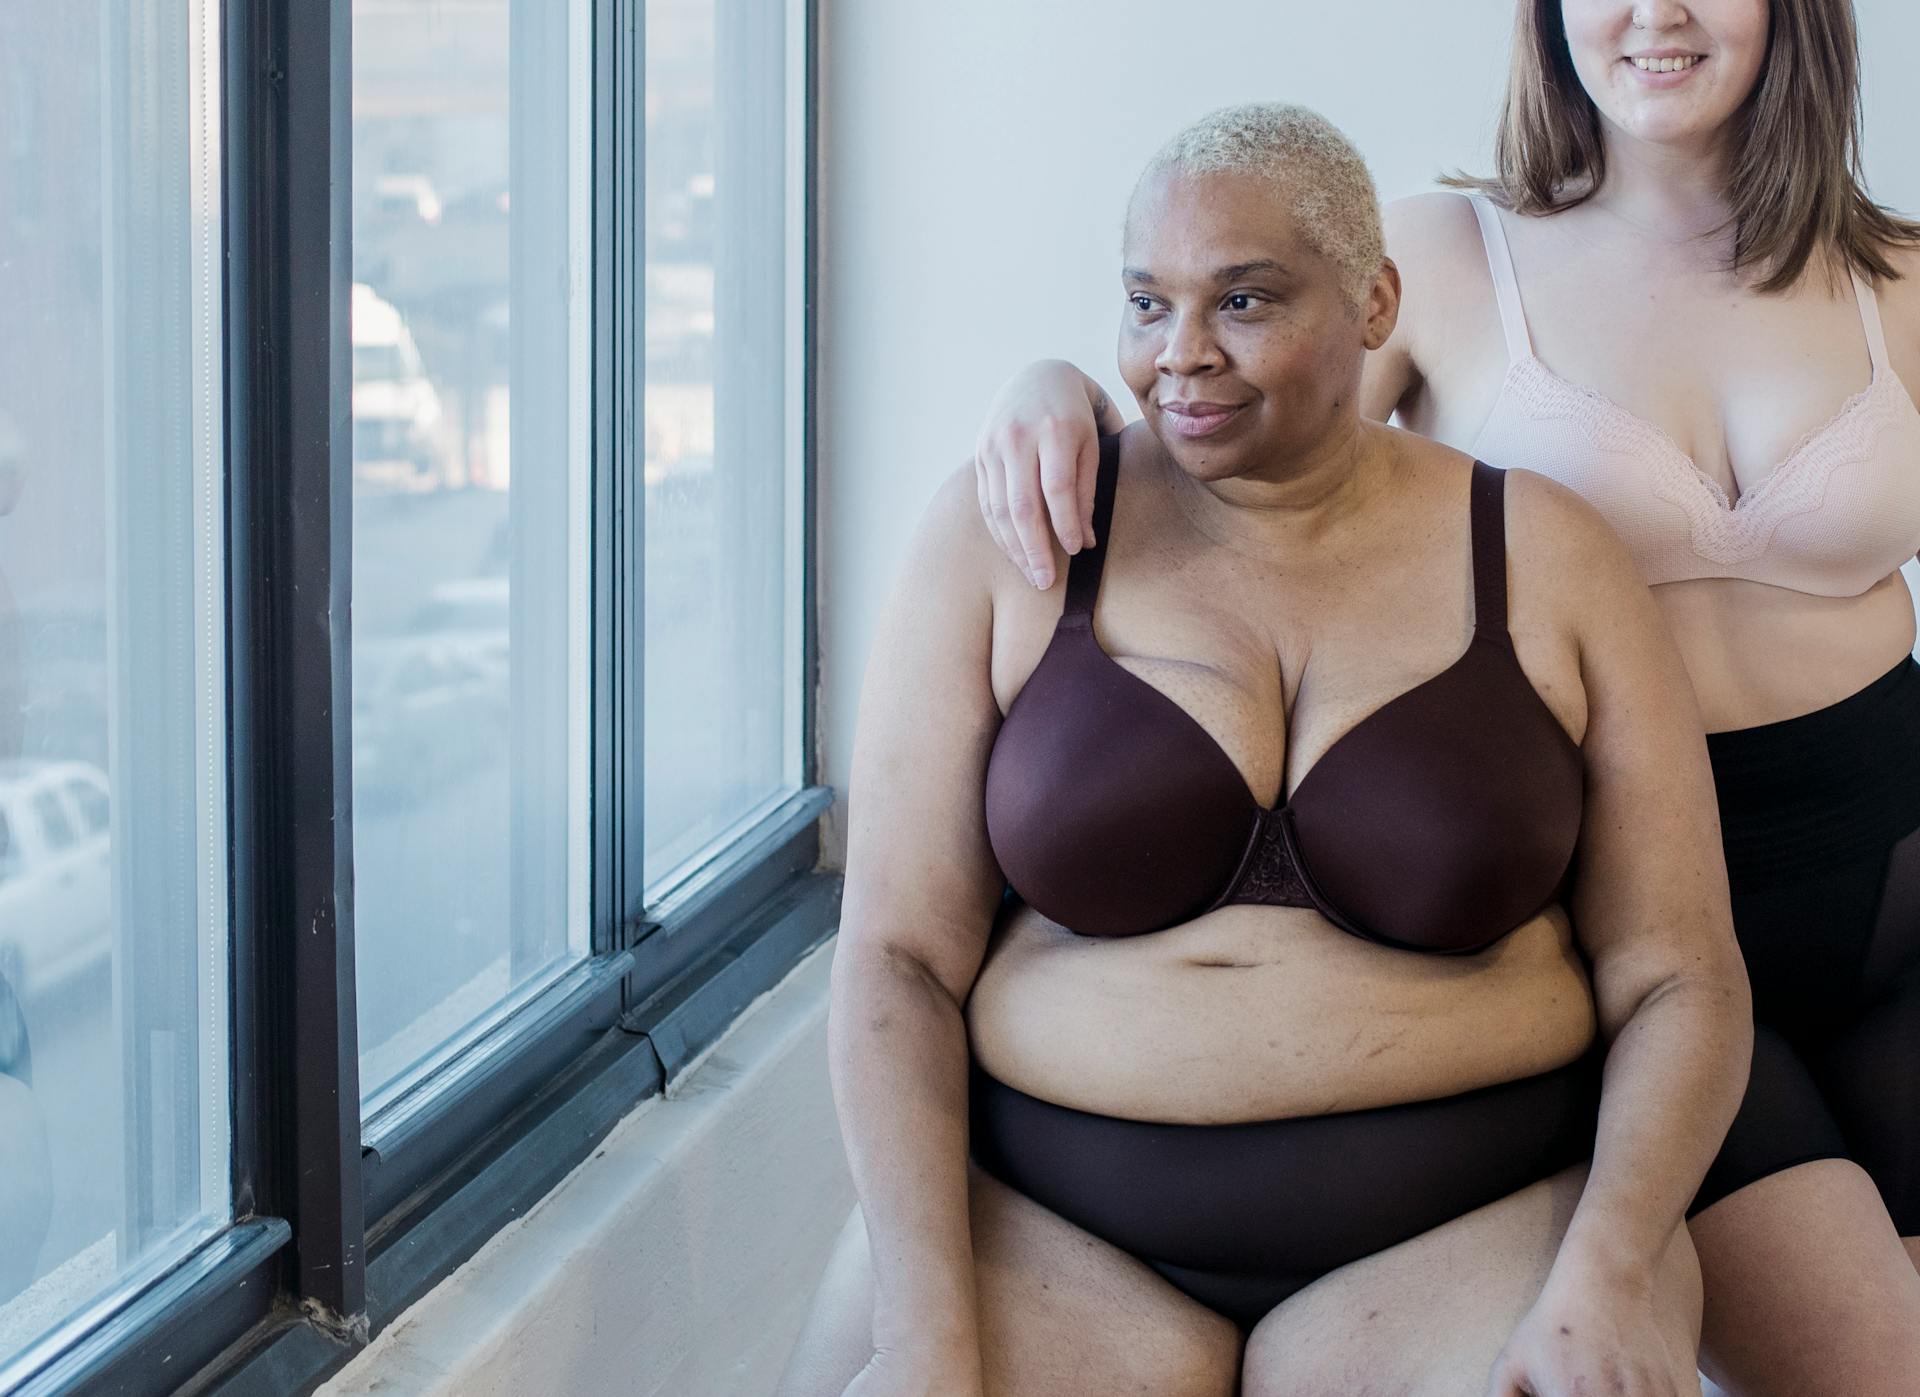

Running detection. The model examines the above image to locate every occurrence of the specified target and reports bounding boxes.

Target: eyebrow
[1217,259,1291,281]
[1121,259,1293,284]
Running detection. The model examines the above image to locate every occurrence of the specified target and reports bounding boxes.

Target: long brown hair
[1443,0,1920,292]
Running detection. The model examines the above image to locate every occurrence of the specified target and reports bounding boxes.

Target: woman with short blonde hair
[971,2,1920,1390]
[781,99,1751,1395]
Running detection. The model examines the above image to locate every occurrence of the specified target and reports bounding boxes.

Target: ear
[1361,256,1402,352]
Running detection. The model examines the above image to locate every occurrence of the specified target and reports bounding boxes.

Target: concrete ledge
[321,940,849,1397]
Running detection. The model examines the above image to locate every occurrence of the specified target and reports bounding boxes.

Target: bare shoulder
[1383,191,1490,283]
[1381,192,1502,385]
[914,460,1075,683]
[1874,239,1920,361]
[1386,431,1616,568]
[1500,466,1646,618]
[918,462,1027,598]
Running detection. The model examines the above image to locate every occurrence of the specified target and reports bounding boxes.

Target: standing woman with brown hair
[971,2,1920,1392]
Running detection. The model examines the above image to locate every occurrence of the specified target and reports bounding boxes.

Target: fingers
[1000,439,1059,591]
[975,444,1041,587]
[971,361,1113,586]
[974,421,1057,589]
[1073,429,1100,551]
[1036,422,1086,557]
[975,437,1052,591]
[973,453,1016,571]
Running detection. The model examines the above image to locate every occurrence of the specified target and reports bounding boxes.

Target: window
[0,0,229,1371]
[0,0,822,1387]
[64,778,108,837]
[30,790,74,852]
[350,0,594,1113]
[643,0,807,889]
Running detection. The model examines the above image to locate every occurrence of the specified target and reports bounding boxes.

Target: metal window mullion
[616,0,648,959]
[253,0,365,1327]
[800,0,820,790]
[592,0,636,957]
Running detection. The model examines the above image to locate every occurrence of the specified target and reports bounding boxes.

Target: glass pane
[352,0,593,1112]
[30,794,75,853]
[64,780,109,837]
[0,0,229,1372]
[644,0,802,887]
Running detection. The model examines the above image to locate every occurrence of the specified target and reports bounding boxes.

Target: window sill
[319,937,846,1397]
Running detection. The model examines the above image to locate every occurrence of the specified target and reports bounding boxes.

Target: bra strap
[1466,193,1535,364]
[1061,434,1122,622]
[1469,460,1509,637]
[1852,269,1891,376]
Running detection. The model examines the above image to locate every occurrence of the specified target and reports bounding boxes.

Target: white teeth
[1632,54,1701,72]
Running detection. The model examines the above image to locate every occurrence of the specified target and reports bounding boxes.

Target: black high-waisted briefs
[1690,655,1920,1231]
[969,1055,1601,1332]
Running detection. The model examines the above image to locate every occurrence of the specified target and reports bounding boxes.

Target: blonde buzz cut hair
[1140,102,1385,307]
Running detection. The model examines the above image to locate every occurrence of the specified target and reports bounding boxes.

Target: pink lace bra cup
[1465,194,1920,596]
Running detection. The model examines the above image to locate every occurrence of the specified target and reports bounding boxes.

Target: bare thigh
[1690,1159,1920,1397]
[1240,1165,1703,1397]
[775,1164,1241,1397]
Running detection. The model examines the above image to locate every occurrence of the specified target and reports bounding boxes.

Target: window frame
[0,0,830,1390]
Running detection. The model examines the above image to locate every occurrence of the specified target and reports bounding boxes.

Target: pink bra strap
[1852,269,1891,376]
[1467,194,1534,364]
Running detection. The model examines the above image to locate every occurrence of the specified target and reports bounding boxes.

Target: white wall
[816,0,1920,861]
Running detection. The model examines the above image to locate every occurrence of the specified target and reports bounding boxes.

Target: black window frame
[0,0,830,1391]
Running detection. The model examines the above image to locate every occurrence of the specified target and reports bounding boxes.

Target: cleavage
[1108,644,1464,811]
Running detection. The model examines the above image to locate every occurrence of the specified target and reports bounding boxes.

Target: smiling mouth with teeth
[1629,54,1704,72]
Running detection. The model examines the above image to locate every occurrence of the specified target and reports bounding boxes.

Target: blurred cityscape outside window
[351,0,594,1112]
[0,2,231,1368]
[0,0,813,1375]
[644,0,804,890]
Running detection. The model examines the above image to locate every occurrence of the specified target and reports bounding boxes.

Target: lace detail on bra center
[1217,809,1314,911]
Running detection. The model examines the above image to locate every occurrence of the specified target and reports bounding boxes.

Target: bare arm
[1487,473,1750,1394]
[1360,327,1419,424]
[831,469,1015,1385]
[1486,473,1750,1395]
[1359,201,1431,422]
[1547,473,1750,1274]
[1362,191,1512,431]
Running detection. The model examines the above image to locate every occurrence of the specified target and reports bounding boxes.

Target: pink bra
[1465,194,1920,596]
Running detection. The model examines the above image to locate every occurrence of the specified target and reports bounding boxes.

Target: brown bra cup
[983,436,1582,952]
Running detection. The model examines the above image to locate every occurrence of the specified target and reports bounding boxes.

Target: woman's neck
[1587,122,1737,247]
[1161,420,1403,559]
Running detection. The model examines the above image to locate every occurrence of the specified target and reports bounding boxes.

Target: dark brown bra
[983,436,1583,952]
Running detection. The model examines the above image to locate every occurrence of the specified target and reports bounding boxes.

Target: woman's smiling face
[1560,0,1770,152]
[1118,167,1392,482]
